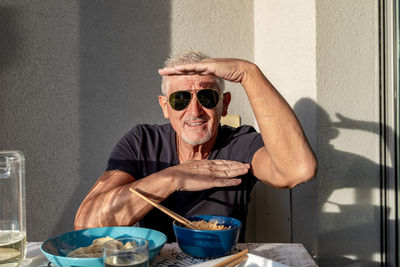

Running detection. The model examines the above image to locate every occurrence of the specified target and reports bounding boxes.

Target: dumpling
[91,236,114,254]
[67,246,93,257]
[91,236,114,249]
[122,240,139,249]
[67,236,114,258]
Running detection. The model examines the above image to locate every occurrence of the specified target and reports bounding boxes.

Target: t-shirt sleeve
[244,132,264,163]
[225,125,264,164]
[106,127,140,178]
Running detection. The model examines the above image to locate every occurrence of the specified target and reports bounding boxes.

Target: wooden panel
[246,184,291,243]
[220,114,241,127]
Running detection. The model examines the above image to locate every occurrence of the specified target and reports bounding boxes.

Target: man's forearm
[242,63,317,185]
[74,171,177,229]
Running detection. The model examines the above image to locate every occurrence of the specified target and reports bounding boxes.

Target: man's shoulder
[218,124,263,149]
[117,123,173,145]
[220,124,259,136]
[128,123,173,134]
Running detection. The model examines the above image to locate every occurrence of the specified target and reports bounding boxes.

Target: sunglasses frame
[167,89,220,111]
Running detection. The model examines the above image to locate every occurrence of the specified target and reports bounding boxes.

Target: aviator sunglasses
[168,89,220,111]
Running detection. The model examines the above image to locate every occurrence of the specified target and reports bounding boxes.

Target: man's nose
[187,96,203,116]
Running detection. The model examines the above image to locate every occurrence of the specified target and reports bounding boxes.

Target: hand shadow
[293,98,390,267]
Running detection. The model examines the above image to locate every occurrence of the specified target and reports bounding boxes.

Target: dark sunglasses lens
[197,89,219,109]
[169,91,192,111]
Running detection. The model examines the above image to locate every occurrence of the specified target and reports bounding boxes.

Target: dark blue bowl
[173,215,241,259]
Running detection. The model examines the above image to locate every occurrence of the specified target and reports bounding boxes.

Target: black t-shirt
[107,123,264,242]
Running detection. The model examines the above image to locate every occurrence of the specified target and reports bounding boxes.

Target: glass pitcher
[0,151,26,266]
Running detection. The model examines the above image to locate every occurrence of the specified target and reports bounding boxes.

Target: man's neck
[176,134,218,163]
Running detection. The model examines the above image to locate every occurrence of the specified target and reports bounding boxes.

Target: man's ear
[158,95,169,119]
[221,92,231,117]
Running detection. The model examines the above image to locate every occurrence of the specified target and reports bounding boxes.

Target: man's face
[159,75,229,146]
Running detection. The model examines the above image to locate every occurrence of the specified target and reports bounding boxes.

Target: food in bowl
[188,219,231,230]
[67,236,138,258]
[173,215,242,259]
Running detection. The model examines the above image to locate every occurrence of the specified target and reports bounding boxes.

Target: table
[24,242,317,266]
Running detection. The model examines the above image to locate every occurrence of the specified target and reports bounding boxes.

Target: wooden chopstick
[212,249,249,267]
[129,188,195,229]
[223,255,248,267]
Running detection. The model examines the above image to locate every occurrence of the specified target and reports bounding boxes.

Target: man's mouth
[184,120,207,127]
[186,122,203,126]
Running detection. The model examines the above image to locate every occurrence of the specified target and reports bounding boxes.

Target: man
[74,51,317,241]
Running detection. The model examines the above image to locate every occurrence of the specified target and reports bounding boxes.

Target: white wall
[252,0,317,243]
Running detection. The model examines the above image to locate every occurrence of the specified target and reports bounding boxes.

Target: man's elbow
[74,212,86,230]
[74,222,84,231]
[74,215,88,230]
[74,204,94,230]
[287,157,318,188]
[269,157,317,189]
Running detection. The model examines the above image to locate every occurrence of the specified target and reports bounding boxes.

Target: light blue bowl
[173,215,242,259]
[41,226,166,267]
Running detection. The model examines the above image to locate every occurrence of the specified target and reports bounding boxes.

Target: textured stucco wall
[0,0,171,241]
[0,0,81,240]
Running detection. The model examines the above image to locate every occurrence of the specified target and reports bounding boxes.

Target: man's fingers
[192,160,249,178]
[218,167,248,178]
[174,160,250,191]
[190,160,249,170]
[209,160,250,175]
[175,64,209,73]
[158,64,211,76]
[158,68,184,75]
[210,159,249,166]
[213,178,242,187]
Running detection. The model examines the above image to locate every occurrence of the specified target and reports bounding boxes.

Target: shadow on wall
[0,6,18,135]
[52,1,171,236]
[0,7,19,76]
[294,98,386,266]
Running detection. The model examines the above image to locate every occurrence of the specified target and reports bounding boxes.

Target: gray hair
[161,51,225,95]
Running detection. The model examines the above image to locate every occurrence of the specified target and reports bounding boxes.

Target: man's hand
[161,159,250,191]
[158,58,253,84]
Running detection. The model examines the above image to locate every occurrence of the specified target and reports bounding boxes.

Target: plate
[191,253,290,267]
[41,226,166,267]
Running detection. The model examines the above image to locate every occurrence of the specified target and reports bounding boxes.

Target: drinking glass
[0,151,26,267]
[103,237,149,267]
